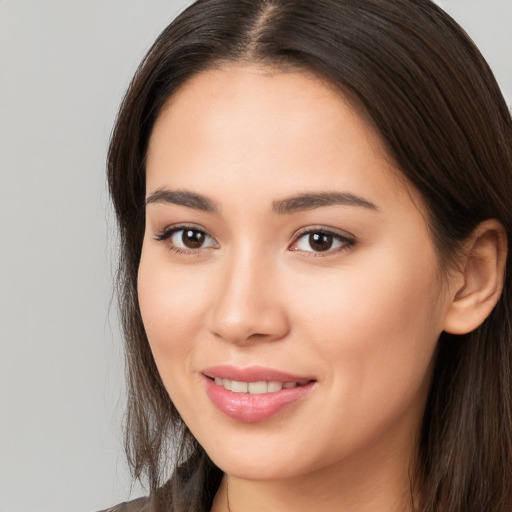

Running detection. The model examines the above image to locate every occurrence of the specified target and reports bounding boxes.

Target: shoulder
[97,496,150,512]
[97,453,222,512]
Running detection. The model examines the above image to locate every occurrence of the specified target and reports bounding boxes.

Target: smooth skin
[138,65,506,512]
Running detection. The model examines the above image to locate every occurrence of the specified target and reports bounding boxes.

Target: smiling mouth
[203,370,317,421]
[210,377,311,394]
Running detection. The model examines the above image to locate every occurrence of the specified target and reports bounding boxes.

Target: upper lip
[202,365,315,383]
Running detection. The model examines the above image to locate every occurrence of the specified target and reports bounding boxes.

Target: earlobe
[443,219,507,335]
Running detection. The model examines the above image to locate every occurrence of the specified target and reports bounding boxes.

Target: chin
[199,433,322,481]
[210,453,296,481]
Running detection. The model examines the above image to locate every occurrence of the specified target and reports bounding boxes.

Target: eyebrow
[145,188,218,212]
[271,192,378,214]
[145,188,377,214]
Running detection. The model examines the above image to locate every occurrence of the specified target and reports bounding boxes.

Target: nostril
[247,332,271,340]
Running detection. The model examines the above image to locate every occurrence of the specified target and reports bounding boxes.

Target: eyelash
[154,225,355,257]
[290,227,355,256]
[154,224,218,256]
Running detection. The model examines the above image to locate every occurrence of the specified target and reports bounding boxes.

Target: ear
[443,219,507,335]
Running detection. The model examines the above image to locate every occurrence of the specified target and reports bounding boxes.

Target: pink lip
[201,365,316,423]
[202,365,313,383]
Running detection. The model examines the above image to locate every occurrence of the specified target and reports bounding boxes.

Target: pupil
[182,229,205,249]
[309,232,333,252]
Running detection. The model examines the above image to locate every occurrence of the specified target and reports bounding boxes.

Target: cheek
[137,251,209,379]
[285,261,442,459]
[290,247,442,398]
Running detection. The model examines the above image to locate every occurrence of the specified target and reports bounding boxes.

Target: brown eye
[182,229,206,249]
[290,229,353,254]
[158,226,218,252]
[308,233,333,252]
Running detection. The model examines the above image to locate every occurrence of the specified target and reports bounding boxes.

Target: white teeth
[231,380,248,393]
[268,381,283,392]
[248,381,268,394]
[213,378,302,394]
[215,377,233,391]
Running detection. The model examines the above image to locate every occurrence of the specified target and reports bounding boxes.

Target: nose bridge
[207,243,289,344]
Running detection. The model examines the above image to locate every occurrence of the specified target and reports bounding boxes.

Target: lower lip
[203,376,315,423]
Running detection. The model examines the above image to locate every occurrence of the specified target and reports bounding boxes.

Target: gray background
[0,1,510,511]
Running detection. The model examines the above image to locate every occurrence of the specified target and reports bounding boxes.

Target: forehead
[150,64,383,154]
[145,64,414,212]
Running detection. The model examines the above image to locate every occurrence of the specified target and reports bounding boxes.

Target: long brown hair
[107,1,512,510]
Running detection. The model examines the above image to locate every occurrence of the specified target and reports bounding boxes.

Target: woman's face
[139,65,451,482]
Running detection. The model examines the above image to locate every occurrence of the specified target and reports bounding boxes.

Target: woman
[102,0,512,511]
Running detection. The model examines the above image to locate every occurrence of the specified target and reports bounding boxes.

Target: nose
[206,250,290,345]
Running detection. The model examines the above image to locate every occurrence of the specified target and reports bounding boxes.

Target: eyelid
[292,225,355,240]
[154,222,209,239]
